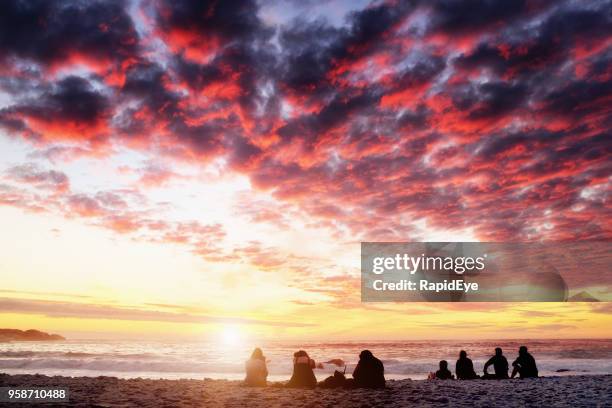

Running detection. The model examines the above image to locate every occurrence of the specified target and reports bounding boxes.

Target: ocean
[1,339,611,381]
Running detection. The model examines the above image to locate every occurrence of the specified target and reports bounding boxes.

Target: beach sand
[1,373,610,407]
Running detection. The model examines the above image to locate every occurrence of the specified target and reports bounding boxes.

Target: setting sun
[220,325,243,347]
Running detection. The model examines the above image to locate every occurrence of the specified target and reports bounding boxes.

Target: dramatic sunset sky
[0,0,610,341]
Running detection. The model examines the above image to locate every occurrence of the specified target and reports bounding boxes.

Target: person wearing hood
[286,350,317,388]
[350,350,386,388]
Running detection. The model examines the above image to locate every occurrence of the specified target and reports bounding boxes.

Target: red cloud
[0,0,608,248]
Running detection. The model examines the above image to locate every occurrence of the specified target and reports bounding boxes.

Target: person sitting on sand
[245,348,268,386]
[483,347,509,379]
[319,368,347,388]
[511,346,538,379]
[348,350,385,388]
[286,350,317,388]
[456,350,479,380]
[432,360,454,380]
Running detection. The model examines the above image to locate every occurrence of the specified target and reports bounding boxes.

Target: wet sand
[1,373,610,407]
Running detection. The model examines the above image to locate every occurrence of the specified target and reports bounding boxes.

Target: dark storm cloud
[397,105,432,130]
[426,0,532,33]
[540,79,612,117]
[174,56,225,90]
[278,1,416,92]
[156,0,279,139]
[226,135,263,169]
[586,48,612,78]
[453,1,612,77]
[121,62,179,114]
[278,19,344,92]
[395,57,447,89]
[448,81,524,118]
[0,76,110,141]
[0,0,138,64]
[154,0,265,42]
[341,1,415,56]
[0,115,27,134]
[26,76,109,124]
[165,118,227,158]
[467,81,528,119]
[538,3,612,46]
[114,61,187,143]
[474,129,560,159]
[278,90,381,142]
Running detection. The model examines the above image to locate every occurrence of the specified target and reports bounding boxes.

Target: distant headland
[0,329,65,342]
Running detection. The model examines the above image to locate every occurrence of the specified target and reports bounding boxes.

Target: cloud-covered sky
[0,0,610,340]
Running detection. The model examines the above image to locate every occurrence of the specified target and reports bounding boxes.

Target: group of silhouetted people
[244,348,386,388]
[430,346,538,380]
[245,345,539,388]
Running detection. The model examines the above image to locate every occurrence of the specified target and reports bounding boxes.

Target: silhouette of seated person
[433,360,454,379]
[455,350,479,379]
[347,350,386,388]
[286,350,317,388]
[483,347,509,379]
[511,346,538,378]
[245,347,268,386]
[319,368,347,388]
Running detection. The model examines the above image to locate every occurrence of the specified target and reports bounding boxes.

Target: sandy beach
[1,373,610,407]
